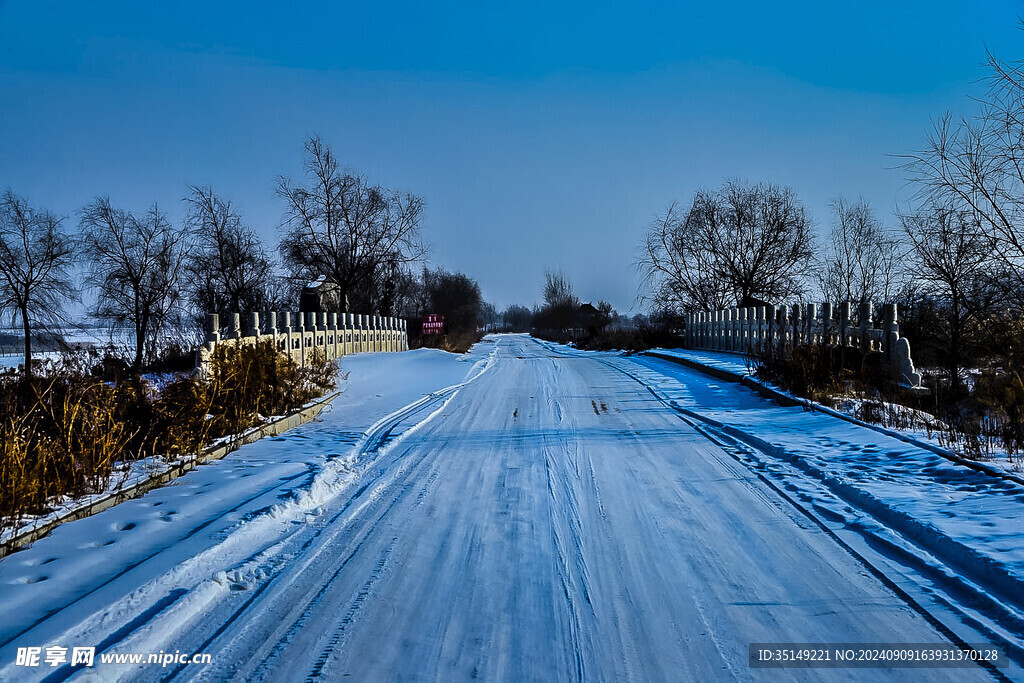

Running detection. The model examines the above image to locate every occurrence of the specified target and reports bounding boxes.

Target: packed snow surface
[0,336,1020,681]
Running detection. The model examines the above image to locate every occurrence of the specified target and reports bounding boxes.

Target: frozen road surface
[1,335,1021,681]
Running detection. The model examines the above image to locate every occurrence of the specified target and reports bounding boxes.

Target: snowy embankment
[597,348,1024,633]
[650,347,1023,478]
[0,344,492,665]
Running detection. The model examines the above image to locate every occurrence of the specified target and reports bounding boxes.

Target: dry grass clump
[0,339,337,539]
[754,342,892,404]
[412,331,483,354]
[0,373,134,536]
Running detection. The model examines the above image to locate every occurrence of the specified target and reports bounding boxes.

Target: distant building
[577,302,607,337]
[300,275,348,313]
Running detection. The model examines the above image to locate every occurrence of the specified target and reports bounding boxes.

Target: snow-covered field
[0,352,62,370]
[0,336,1020,680]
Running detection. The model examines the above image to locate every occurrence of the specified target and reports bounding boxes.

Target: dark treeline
[0,135,498,373]
[0,135,470,531]
[629,33,1024,458]
[636,41,1024,391]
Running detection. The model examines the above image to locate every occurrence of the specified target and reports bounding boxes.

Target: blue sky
[2,1,1022,311]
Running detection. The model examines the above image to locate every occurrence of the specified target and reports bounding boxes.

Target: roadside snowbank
[0,345,483,651]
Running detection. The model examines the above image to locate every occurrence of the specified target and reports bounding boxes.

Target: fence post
[883,303,898,360]
[206,314,220,349]
[723,308,730,351]
[820,302,832,345]
[754,306,763,353]
[736,307,745,352]
[247,312,260,339]
[329,312,338,359]
[744,307,754,353]
[279,312,290,362]
[805,303,817,345]
[343,313,350,354]
[790,304,801,347]
[774,309,782,356]
[859,302,872,351]
[840,302,851,347]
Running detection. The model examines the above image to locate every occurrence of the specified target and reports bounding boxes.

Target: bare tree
[901,205,999,393]
[543,269,578,309]
[80,198,190,373]
[901,49,1024,307]
[184,185,276,318]
[480,302,499,332]
[536,269,579,333]
[818,197,904,304]
[278,135,427,314]
[641,180,814,312]
[0,191,76,376]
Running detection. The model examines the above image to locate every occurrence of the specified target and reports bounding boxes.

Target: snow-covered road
[1,335,1020,681]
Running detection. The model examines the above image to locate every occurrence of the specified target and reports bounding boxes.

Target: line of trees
[638,41,1024,396]
[0,136,442,375]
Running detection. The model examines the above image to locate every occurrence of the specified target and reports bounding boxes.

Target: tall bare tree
[80,198,190,373]
[278,135,427,314]
[184,185,277,318]
[536,269,579,333]
[543,269,578,309]
[641,180,814,312]
[818,197,904,305]
[901,48,1024,307]
[901,205,999,393]
[0,191,76,376]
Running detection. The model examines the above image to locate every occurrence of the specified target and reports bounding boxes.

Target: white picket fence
[685,302,922,387]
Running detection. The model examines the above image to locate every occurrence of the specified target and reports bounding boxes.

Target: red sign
[422,314,445,335]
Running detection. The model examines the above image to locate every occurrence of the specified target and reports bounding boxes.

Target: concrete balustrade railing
[196,311,409,372]
[685,302,922,387]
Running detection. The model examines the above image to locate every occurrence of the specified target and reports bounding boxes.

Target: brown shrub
[1,339,338,538]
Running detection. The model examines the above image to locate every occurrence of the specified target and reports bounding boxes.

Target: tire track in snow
[165,349,500,681]
[9,384,476,678]
[164,418,449,680]
[591,350,1016,680]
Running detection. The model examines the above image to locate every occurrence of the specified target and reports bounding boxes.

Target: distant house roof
[300,276,346,312]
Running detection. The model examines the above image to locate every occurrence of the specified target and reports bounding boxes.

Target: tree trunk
[20,304,31,378]
[949,297,962,398]
[134,322,146,374]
